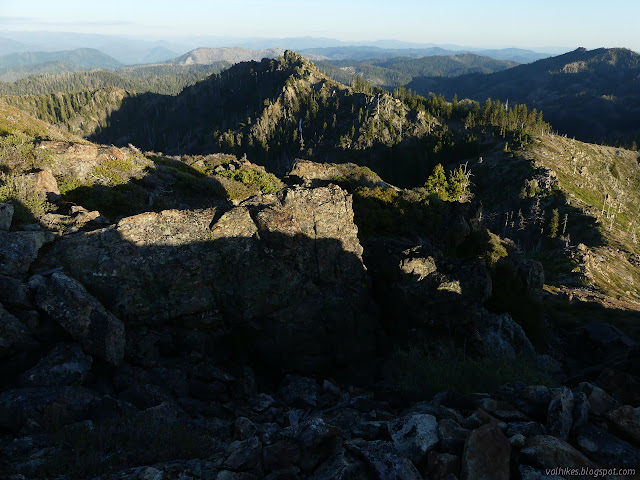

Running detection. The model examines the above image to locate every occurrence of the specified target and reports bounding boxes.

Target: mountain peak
[283,50,305,62]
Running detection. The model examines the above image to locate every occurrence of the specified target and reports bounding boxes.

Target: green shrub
[352,186,407,239]
[395,345,553,398]
[216,168,283,194]
[0,134,42,172]
[456,228,508,267]
[424,163,472,202]
[56,175,84,195]
[92,157,138,186]
[0,172,54,222]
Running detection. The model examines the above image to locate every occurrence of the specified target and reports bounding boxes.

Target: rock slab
[36,272,125,365]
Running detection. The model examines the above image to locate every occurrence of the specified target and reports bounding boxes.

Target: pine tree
[425,163,449,200]
[549,208,559,238]
[447,165,471,202]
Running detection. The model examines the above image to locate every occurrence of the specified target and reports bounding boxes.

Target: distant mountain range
[0,48,121,69]
[0,45,523,84]
[0,48,123,82]
[0,30,560,64]
[299,46,548,63]
[0,32,180,65]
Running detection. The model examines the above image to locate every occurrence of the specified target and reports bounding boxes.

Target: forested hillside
[408,47,640,147]
[0,48,122,69]
[318,53,518,87]
[0,62,230,95]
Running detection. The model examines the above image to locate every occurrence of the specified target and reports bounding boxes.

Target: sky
[2,0,640,52]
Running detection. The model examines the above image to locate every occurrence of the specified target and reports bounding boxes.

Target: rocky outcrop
[35,185,377,374]
[0,386,98,433]
[0,201,13,231]
[0,303,38,358]
[19,343,92,387]
[520,435,597,474]
[0,230,54,277]
[475,312,536,359]
[35,272,126,365]
[3,167,640,480]
[363,237,491,341]
[461,422,511,480]
[287,159,393,189]
[388,413,439,463]
[24,169,61,202]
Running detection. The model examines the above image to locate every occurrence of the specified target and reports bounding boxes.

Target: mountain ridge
[407,47,640,145]
[167,46,286,65]
[0,47,122,69]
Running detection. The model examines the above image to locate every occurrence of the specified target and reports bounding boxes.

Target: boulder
[425,452,461,480]
[278,375,319,409]
[35,272,125,365]
[0,230,53,277]
[263,440,300,473]
[520,435,597,472]
[605,405,640,444]
[225,436,263,471]
[0,275,31,309]
[388,413,439,463]
[0,201,13,231]
[309,446,368,480]
[0,303,39,358]
[575,382,620,416]
[565,323,639,375]
[25,170,61,202]
[35,185,377,374]
[515,258,545,295]
[574,424,640,468]
[346,439,422,480]
[476,313,535,360]
[0,386,97,433]
[19,343,92,387]
[546,386,574,440]
[438,419,471,455]
[363,237,491,338]
[497,383,551,421]
[476,398,530,421]
[596,368,640,406]
[287,159,388,189]
[460,422,510,480]
[505,422,546,438]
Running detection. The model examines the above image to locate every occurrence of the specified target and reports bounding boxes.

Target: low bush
[394,345,553,398]
[0,172,54,222]
[41,413,216,479]
[216,168,283,195]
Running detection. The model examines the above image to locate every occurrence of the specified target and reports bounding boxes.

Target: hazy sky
[2,0,639,51]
